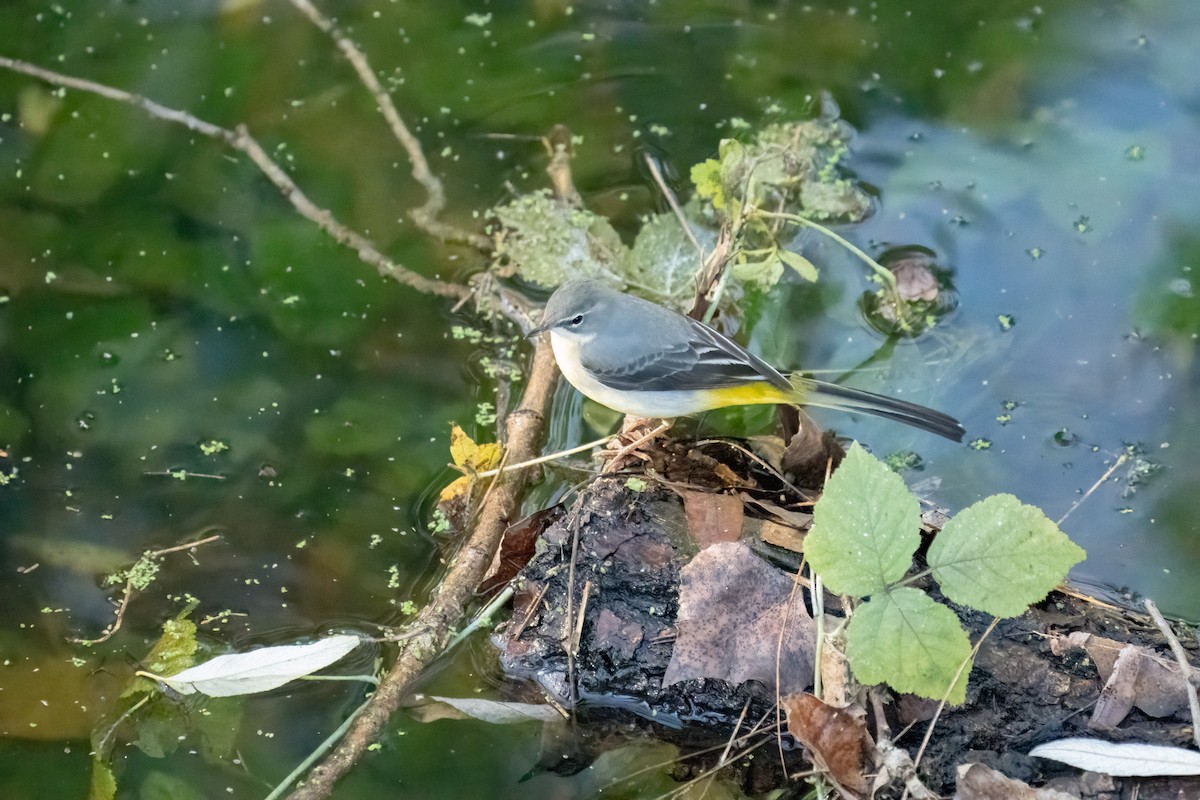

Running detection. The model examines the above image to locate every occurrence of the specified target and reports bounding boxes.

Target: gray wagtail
[526,279,964,441]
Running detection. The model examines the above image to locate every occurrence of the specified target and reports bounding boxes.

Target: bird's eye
[569,314,584,326]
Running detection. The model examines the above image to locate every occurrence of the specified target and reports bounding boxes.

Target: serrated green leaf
[804,443,921,596]
[845,587,972,703]
[928,494,1086,618]
[777,249,819,282]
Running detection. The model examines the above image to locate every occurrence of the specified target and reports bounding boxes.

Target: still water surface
[1,1,1198,797]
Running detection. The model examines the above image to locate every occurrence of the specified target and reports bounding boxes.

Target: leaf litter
[486,424,1200,798]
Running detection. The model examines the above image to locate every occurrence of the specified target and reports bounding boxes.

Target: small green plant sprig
[805,443,1086,703]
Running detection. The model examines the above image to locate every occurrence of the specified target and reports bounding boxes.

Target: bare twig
[643,150,704,262]
[571,579,593,655]
[470,434,613,479]
[286,0,490,250]
[1057,452,1129,526]
[68,534,224,646]
[142,470,226,480]
[286,339,558,800]
[775,560,805,775]
[1144,599,1200,749]
[0,55,470,300]
[70,579,135,646]
[563,501,585,711]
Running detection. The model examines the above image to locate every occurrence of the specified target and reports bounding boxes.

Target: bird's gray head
[527,278,615,339]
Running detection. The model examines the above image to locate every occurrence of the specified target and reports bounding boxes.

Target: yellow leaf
[440,426,503,502]
[449,425,502,470]
[439,476,471,503]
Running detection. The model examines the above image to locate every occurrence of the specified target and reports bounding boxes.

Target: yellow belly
[549,333,793,417]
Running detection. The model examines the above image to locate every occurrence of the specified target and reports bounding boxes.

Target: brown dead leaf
[682,491,744,548]
[1090,644,1141,730]
[663,541,815,693]
[955,763,1079,800]
[746,435,787,473]
[479,506,564,596]
[781,418,844,483]
[711,462,745,488]
[739,493,814,528]
[1055,632,1189,721]
[783,692,872,798]
[754,519,807,554]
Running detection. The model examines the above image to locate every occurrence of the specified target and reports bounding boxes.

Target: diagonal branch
[286,339,560,800]
[287,0,491,250]
[0,55,470,300]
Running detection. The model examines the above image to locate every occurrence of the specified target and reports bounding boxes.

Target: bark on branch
[286,341,559,800]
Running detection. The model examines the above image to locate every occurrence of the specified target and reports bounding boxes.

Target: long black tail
[794,375,965,442]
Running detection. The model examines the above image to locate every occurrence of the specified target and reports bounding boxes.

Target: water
[1,0,1198,797]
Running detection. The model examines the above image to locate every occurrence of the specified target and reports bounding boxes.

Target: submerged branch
[0,55,470,301]
[286,339,559,800]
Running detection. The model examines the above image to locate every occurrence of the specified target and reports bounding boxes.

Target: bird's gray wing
[581,315,790,392]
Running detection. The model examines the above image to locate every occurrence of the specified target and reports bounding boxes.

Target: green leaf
[123,600,199,698]
[777,249,819,282]
[194,697,243,761]
[731,253,784,289]
[928,494,1086,618]
[804,443,921,596]
[89,759,116,800]
[690,159,725,209]
[845,587,972,703]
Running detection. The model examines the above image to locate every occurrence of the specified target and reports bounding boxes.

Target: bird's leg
[600,417,672,473]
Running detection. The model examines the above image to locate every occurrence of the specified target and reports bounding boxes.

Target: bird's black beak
[525,320,552,339]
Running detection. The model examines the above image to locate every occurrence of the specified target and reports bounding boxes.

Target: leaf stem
[893,568,931,589]
[755,209,912,332]
[445,585,515,652]
[265,695,373,800]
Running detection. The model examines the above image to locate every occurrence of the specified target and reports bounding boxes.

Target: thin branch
[68,533,223,646]
[1057,452,1128,526]
[0,55,469,300]
[286,0,490,250]
[286,339,559,800]
[643,150,704,260]
[70,579,135,646]
[470,434,612,479]
[1144,599,1200,749]
[151,534,223,557]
